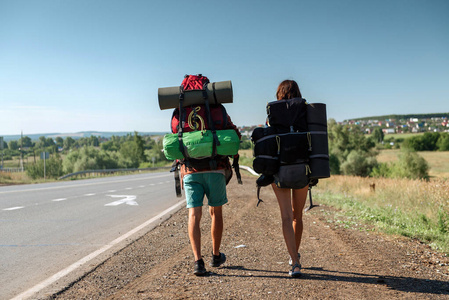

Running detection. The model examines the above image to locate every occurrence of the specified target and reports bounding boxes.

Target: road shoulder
[51,174,449,299]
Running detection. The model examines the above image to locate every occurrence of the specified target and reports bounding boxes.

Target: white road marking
[3,206,24,211]
[105,195,138,206]
[52,198,67,202]
[138,185,145,188]
[84,193,95,196]
[107,190,116,193]
[0,174,171,195]
[11,200,185,300]
[125,187,132,190]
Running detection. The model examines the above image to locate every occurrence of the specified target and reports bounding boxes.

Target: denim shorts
[183,172,228,208]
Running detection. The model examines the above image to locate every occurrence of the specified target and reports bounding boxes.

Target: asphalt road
[0,172,184,300]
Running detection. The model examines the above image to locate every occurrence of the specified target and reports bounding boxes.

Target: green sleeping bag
[163,129,240,160]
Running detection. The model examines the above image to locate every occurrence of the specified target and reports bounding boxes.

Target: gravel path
[47,173,448,299]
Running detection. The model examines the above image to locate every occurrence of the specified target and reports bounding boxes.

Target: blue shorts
[183,172,228,208]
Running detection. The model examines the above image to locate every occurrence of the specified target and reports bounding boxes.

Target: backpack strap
[256,185,263,206]
[203,99,218,170]
[177,93,189,160]
[170,160,182,197]
[232,154,242,184]
[200,80,220,170]
[212,82,218,105]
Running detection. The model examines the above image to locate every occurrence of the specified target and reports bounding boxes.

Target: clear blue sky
[1,0,448,136]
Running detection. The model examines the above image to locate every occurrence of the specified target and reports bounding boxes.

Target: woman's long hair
[276,80,302,100]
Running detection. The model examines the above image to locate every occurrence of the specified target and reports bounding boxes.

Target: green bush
[340,150,377,177]
[63,147,119,173]
[392,150,429,180]
[402,132,440,151]
[370,162,392,178]
[26,155,64,179]
[328,119,377,176]
[436,133,449,151]
[329,153,341,175]
[371,150,429,180]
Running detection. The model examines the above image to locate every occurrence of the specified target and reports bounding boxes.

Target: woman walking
[271,79,308,277]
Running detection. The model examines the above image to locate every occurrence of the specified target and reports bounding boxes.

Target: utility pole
[0,136,3,170]
[20,131,24,172]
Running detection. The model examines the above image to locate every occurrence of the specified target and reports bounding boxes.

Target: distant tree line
[3,122,441,180]
[401,132,449,151]
[1,132,167,179]
[346,113,449,122]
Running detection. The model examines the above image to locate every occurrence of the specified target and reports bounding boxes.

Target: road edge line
[11,200,185,300]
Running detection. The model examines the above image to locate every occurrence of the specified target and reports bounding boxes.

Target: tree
[437,133,449,151]
[55,137,64,148]
[145,137,167,166]
[89,136,100,147]
[63,137,76,150]
[402,132,440,151]
[327,119,377,176]
[20,136,33,148]
[35,136,55,149]
[372,127,384,143]
[239,136,252,150]
[8,140,19,150]
[26,154,64,179]
[421,132,440,151]
[340,150,378,177]
[133,131,146,163]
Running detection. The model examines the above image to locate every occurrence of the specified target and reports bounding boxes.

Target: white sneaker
[289,253,301,266]
[289,263,302,277]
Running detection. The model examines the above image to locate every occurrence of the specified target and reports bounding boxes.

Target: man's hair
[276,80,302,100]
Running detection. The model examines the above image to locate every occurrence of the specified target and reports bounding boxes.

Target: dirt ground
[49,173,448,299]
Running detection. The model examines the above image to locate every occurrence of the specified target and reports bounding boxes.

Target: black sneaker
[193,259,207,276]
[210,252,226,267]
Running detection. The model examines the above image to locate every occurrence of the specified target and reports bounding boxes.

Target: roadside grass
[0,172,33,185]
[314,175,449,254]
[239,149,254,167]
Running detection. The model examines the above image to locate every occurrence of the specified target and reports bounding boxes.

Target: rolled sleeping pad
[309,131,330,178]
[307,103,327,131]
[307,103,330,178]
[158,80,233,110]
[309,131,328,156]
[309,154,330,179]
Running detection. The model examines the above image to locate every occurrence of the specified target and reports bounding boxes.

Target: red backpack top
[172,74,228,133]
[181,74,209,91]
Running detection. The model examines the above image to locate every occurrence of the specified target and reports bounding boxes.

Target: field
[377,149,449,179]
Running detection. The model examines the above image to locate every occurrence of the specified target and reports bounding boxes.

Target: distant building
[382,128,395,134]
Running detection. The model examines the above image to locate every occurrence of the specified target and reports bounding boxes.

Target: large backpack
[252,98,311,188]
[164,75,242,196]
[252,98,330,207]
[163,75,240,161]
